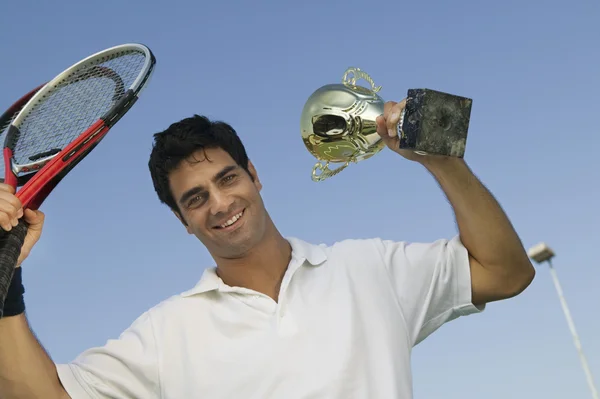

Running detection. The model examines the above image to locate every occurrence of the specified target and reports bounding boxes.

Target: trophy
[300,67,473,182]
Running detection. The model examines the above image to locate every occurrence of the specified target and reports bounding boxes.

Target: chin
[206,208,268,259]
[220,231,265,259]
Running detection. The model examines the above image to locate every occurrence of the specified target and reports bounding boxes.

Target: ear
[172,210,193,234]
[247,160,262,191]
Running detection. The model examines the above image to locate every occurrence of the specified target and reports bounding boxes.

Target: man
[0,100,535,398]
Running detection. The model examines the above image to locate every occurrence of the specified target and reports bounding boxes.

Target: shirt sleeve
[375,235,485,346]
[55,311,160,399]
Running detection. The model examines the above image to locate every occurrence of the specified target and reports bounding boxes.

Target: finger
[0,220,12,231]
[0,198,21,228]
[379,102,398,138]
[376,115,388,137]
[383,101,396,119]
[0,183,16,195]
[0,190,22,213]
[0,197,23,226]
[0,213,13,231]
[386,100,407,138]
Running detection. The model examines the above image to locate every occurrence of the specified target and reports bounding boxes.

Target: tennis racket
[0,43,156,317]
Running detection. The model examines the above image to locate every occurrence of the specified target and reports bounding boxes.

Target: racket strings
[0,113,18,139]
[12,50,147,168]
[0,112,17,175]
[0,98,32,179]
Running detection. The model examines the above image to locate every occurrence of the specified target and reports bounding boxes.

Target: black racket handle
[0,220,28,318]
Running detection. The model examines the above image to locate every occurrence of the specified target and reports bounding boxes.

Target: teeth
[220,211,243,228]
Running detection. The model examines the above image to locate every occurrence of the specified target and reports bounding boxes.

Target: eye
[222,174,237,184]
[187,194,204,207]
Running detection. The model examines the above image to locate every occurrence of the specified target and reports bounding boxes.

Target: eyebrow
[177,164,239,206]
[214,165,238,182]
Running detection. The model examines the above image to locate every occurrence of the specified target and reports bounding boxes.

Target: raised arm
[0,183,70,399]
[376,100,535,306]
[0,312,70,399]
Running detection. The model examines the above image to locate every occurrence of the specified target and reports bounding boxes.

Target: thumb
[23,209,44,230]
[16,209,45,268]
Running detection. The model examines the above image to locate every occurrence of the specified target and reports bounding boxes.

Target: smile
[216,209,245,229]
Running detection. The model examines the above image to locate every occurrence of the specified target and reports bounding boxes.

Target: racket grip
[0,221,28,318]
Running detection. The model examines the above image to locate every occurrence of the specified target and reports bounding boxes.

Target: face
[168,147,267,259]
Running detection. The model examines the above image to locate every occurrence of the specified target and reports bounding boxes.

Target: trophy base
[400,89,472,158]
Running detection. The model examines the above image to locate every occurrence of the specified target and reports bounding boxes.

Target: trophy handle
[311,160,351,182]
[342,67,382,93]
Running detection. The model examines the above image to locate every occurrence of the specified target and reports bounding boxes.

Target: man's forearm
[423,157,534,288]
[0,314,69,399]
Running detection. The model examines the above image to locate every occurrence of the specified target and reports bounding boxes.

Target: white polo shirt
[56,235,483,398]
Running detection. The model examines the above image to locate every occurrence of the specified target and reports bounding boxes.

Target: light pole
[528,242,599,399]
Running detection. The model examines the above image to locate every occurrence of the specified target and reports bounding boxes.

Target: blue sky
[1,0,599,397]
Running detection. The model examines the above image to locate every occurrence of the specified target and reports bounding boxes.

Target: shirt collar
[180,237,327,297]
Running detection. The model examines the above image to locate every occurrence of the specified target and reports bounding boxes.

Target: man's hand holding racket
[0,183,43,267]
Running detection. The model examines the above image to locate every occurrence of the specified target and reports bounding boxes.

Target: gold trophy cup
[300,67,473,182]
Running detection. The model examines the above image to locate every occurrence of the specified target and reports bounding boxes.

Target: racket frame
[4,43,155,210]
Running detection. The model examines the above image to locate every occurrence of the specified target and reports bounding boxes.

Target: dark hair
[148,115,251,214]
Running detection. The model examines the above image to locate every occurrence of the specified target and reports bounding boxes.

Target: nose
[208,189,234,217]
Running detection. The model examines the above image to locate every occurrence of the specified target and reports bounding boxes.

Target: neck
[214,220,291,302]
